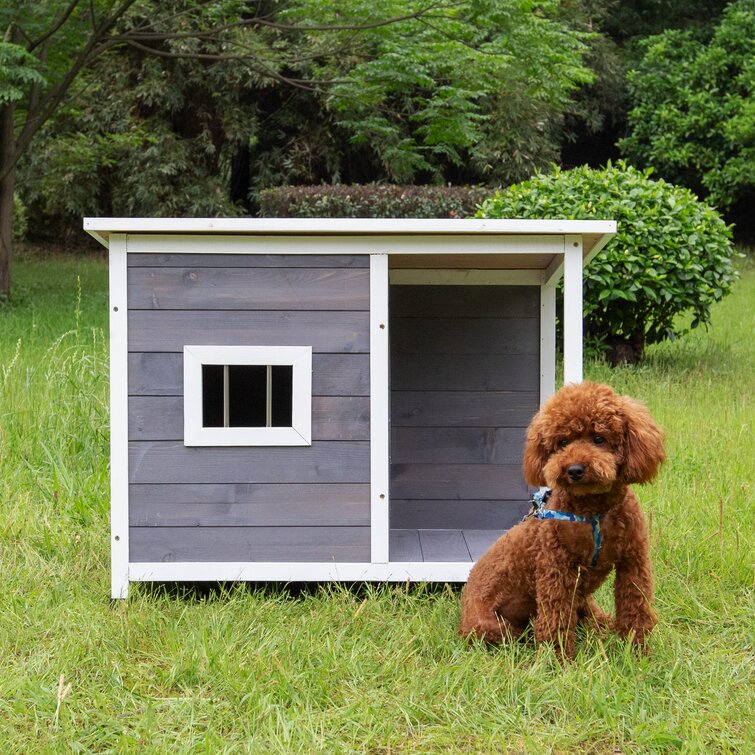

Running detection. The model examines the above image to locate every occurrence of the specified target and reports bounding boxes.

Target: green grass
[1,245,753,753]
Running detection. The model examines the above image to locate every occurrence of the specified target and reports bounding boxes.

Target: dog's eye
[593,435,606,445]
[558,439,569,449]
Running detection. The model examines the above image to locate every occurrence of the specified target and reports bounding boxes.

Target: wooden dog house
[85,218,615,599]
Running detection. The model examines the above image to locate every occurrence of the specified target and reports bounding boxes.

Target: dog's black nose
[567,464,585,481]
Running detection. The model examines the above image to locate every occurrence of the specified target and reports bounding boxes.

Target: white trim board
[113,233,568,259]
[183,345,312,447]
[369,255,390,563]
[108,236,130,600]
[128,561,475,585]
[85,216,616,239]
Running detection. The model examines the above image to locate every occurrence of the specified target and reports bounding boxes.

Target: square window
[184,346,311,446]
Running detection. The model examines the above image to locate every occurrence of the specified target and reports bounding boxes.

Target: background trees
[2,0,597,297]
[2,0,753,302]
[619,0,754,228]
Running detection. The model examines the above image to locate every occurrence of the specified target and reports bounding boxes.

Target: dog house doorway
[388,281,539,563]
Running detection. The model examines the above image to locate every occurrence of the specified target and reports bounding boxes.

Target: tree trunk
[0,101,16,300]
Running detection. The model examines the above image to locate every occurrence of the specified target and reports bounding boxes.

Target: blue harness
[524,489,604,567]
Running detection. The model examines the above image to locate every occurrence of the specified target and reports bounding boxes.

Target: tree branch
[28,0,82,52]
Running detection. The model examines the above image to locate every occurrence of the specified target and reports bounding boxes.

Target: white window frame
[184,345,312,446]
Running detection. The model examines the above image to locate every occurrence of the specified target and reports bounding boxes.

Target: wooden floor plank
[389,529,423,562]
[418,529,471,562]
[462,529,504,561]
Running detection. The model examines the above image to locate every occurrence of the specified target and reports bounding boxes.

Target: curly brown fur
[459,381,665,659]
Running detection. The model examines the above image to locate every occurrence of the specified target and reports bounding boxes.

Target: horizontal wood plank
[128,267,370,311]
[391,353,539,392]
[391,427,525,465]
[129,526,370,563]
[391,318,539,355]
[129,483,370,526]
[390,285,539,318]
[391,391,538,428]
[127,311,370,353]
[129,396,370,441]
[129,441,370,484]
[390,499,530,529]
[128,254,369,268]
[128,353,370,397]
[390,463,527,500]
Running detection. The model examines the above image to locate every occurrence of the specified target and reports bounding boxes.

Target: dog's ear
[523,412,549,487]
[620,397,665,483]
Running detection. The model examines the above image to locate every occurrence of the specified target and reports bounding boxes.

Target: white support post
[108,234,130,599]
[540,282,556,405]
[369,254,390,563]
[562,235,584,385]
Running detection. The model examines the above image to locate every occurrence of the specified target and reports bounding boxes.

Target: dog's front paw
[617,624,654,653]
[578,597,614,635]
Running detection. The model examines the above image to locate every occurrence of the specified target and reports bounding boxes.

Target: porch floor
[389,528,503,562]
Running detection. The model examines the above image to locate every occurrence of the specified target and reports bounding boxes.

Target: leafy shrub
[477,162,739,363]
[258,184,490,219]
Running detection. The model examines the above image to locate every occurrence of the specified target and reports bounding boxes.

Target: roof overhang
[84,217,616,265]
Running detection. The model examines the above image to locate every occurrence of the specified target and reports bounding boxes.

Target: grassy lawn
[0,244,752,753]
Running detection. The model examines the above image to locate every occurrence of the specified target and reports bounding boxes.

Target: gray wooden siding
[389,285,538,548]
[127,253,371,564]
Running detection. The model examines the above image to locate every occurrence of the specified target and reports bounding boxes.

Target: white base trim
[122,561,475,593]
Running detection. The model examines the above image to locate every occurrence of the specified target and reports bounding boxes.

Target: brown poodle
[460,381,665,659]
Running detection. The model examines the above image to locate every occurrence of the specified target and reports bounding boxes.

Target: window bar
[223,364,230,428]
[266,365,273,427]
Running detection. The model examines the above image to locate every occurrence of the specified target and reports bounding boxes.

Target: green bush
[258,184,490,218]
[477,162,739,363]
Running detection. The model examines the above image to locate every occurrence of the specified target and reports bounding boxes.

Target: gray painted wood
[127,311,370,353]
[128,267,370,311]
[391,318,539,355]
[128,254,369,268]
[391,391,538,428]
[129,396,370,441]
[391,285,539,318]
[129,441,370,484]
[418,530,471,562]
[389,284,537,532]
[389,530,422,561]
[390,499,530,529]
[129,526,370,563]
[463,529,505,561]
[391,353,539,392]
[391,427,525,465]
[390,464,528,500]
[128,353,370,397]
[128,353,184,395]
[388,528,512,562]
[129,483,370,526]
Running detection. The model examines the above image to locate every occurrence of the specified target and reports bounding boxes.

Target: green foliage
[0,41,45,104]
[294,0,594,185]
[477,162,739,359]
[16,0,596,237]
[619,0,755,211]
[258,184,489,218]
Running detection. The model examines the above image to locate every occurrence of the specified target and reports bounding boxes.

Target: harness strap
[524,489,604,567]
